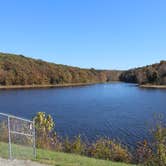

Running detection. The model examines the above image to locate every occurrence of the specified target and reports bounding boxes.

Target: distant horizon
[0,0,165,70]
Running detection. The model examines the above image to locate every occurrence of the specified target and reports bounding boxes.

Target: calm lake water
[0,83,166,146]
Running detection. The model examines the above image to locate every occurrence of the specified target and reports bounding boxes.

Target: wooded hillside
[120,61,166,85]
[0,53,122,86]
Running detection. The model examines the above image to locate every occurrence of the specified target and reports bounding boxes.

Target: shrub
[136,125,166,166]
[63,137,72,153]
[134,140,153,165]
[89,138,131,163]
[71,135,86,155]
[50,133,63,151]
[152,125,166,166]
[34,112,55,149]
[63,135,86,155]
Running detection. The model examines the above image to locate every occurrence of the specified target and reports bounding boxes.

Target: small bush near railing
[88,138,131,163]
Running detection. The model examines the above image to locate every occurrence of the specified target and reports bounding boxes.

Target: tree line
[120,61,166,85]
[0,52,165,86]
[0,53,122,86]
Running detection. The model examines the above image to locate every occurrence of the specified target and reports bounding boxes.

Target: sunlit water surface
[0,83,166,146]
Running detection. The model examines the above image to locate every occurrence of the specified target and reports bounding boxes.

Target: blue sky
[0,0,165,70]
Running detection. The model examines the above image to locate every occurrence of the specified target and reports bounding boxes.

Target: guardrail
[0,112,36,159]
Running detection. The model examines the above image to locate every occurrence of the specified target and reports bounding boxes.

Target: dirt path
[0,158,48,166]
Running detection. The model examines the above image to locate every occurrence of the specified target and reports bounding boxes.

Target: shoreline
[0,82,99,90]
[140,84,166,89]
[1,82,166,90]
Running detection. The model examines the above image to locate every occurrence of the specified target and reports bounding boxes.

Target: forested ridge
[1,52,165,86]
[0,53,122,86]
[120,61,166,85]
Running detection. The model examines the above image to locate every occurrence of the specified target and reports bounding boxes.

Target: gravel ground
[0,158,48,166]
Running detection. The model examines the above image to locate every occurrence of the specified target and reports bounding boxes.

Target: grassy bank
[37,149,135,166]
[0,142,135,166]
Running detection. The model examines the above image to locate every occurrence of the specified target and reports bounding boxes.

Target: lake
[0,82,166,147]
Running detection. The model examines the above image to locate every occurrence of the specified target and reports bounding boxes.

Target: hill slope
[120,61,166,85]
[1,52,164,87]
[0,142,134,166]
[0,53,122,86]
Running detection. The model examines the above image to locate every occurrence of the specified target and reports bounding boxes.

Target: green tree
[34,112,55,149]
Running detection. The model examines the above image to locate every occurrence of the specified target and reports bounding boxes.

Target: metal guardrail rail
[0,112,36,159]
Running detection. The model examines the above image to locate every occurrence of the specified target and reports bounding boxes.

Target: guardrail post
[33,120,36,159]
[8,116,12,160]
